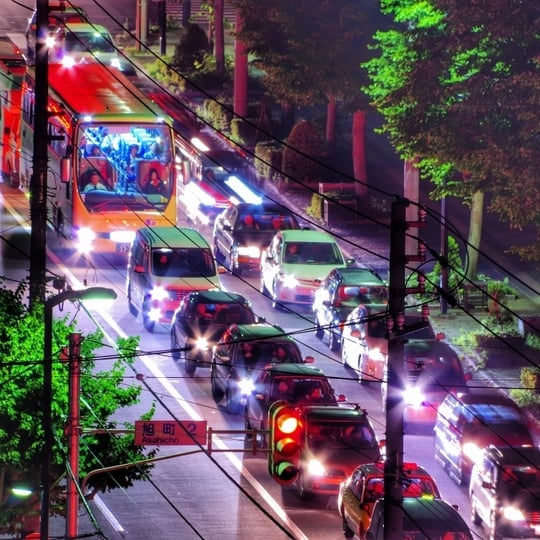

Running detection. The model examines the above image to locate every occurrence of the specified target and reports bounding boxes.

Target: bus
[19,61,178,254]
[0,37,27,187]
[148,90,261,227]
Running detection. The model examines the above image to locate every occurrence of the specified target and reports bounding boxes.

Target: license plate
[116,243,130,253]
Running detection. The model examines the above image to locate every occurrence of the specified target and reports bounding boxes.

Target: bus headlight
[77,227,96,253]
[110,230,136,244]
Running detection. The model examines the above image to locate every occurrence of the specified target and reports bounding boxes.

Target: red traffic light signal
[268,401,303,485]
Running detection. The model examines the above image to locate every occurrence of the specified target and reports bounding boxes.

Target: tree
[0,282,156,533]
[363,0,540,274]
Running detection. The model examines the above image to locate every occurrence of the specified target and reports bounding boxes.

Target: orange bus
[19,61,178,254]
[0,37,27,187]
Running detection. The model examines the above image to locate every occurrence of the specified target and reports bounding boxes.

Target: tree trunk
[182,0,191,27]
[326,99,336,151]
[466,189,484,281]
[214,0,225,76]
[233,12,248,117]
[352,110,368,201]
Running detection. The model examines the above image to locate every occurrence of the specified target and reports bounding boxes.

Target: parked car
[365,497,474,540]
[469,445,540,540]
[312,267,388,351]
[380,339,472,430]
[26,2,87,60]
[245,363,344,447]
[434,389,534,485]
[210,323,313,414]
[260,229,353,310]
[213,202,300,275]
[170,290,257,376]
[341,305,445,383]
[338,461,441,540]
[51,23,136,74]
[126,226,221,332]
[293,405,381,498]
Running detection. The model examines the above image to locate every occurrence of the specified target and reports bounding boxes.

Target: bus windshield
[77,123,172,212]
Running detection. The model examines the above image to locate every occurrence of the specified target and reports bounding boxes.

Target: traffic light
[268,401,303,485]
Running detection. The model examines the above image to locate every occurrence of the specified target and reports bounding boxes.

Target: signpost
[135,420,207,446]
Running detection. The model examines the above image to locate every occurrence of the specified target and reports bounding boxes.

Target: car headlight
[195,337,209,351]
[502,505,526,521]
[282,274,298,289]
[307,459,326,477]
[237,245,260,258]
[148,307,162,322]
[150,286,169,302]
[462,441,483,464]
[238,377,255,396]
[403,386,426,407]
[110,57,122,70]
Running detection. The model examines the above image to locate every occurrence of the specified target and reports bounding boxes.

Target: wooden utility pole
[29,0,49,307]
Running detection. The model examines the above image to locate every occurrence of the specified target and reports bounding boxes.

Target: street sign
[135,420,207,446]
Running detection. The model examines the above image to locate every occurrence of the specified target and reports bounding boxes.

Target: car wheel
[228,247,242,276]
[314,313,324,339]
[185,355,197,377]
[358,355,369,384]
[470,494,482,526]
[226,386,242,415]
[272,281,283,311]
[329,330,340,352]
[210,367,224,402]
[296,471,309,499]
[342,514,354,538]
[127,284,138,317]
[258,420,268,449]
[170,332,180,361]
[341,345,350,367]
[142,308,155,333]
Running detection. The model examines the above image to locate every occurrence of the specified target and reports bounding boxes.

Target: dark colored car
[381,339,472,430]
[170,290,257,376]
[210,324,313,415]
[366,497,474,540]
[469,445,540,540]
[245,363,343,447]
[312,267,388,351]
[338,461,441,540]
[434,389,534,485]
[213,202,300,275]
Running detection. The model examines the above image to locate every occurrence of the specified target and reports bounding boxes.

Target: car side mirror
[337,394,346,402]
[303,355,315,363]
[436,331,446,341]
[223,224,232,232]
[346,258,355,267]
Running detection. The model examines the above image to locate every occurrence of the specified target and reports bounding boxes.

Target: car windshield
[336,285,388,307]
[237,341,302,367]
[405,356,462,381]
[65,31,115,53]
[201,303,254,326]
[152,248,215,278]
[307,421,376,449]
[463,404,524,424]
[237,212,297,231]
[270,377,334,403]
[283,241,344,265]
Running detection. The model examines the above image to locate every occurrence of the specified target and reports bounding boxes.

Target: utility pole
[384,197,426,539]
[65,333,82,539]
[29,0,50,307]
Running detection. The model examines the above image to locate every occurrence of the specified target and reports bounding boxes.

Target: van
[126,226,221,332]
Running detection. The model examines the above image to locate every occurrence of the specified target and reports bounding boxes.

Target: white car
[260,229,353,310]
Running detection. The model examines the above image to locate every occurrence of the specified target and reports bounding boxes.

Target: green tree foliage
[363,0,540,260]
[0,282,156,533]
[172,23,211,72]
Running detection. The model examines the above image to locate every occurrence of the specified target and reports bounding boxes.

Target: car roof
[451,388,519,406]
[233,323,289,340]
[484,445,540,466]
[355,461,434,477]
[373,498,472,534]
[278,229,338,243]
[327,267,385,285]
[234,202,296,214]
[262,363,325,377]
[62,23,113,36]
[137,227,210,249]
[185,290,249,304]
[301,405,369,422]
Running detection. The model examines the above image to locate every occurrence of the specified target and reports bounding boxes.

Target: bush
[282,120,325,187]
[172,23,210,72]
[254,141,283,184]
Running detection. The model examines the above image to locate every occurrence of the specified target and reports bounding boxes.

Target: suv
[380,339,472,430]
[170,290,257,376]
[293,405,380,497]
[126,226,221,332]
[312,267,388,351]
[26,2,87,60]
[245,363,344,447]
[210,324,313,414]
[213,202,300,275]
[260,229,353,310]
[434,389,534,485]
[366,497,473,540]
[338,461,441,540]
[469,445,540,540]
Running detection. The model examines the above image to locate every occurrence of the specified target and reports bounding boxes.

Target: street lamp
[40,287,117,540]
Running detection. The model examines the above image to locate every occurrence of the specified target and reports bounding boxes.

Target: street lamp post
[40,287,117,540]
